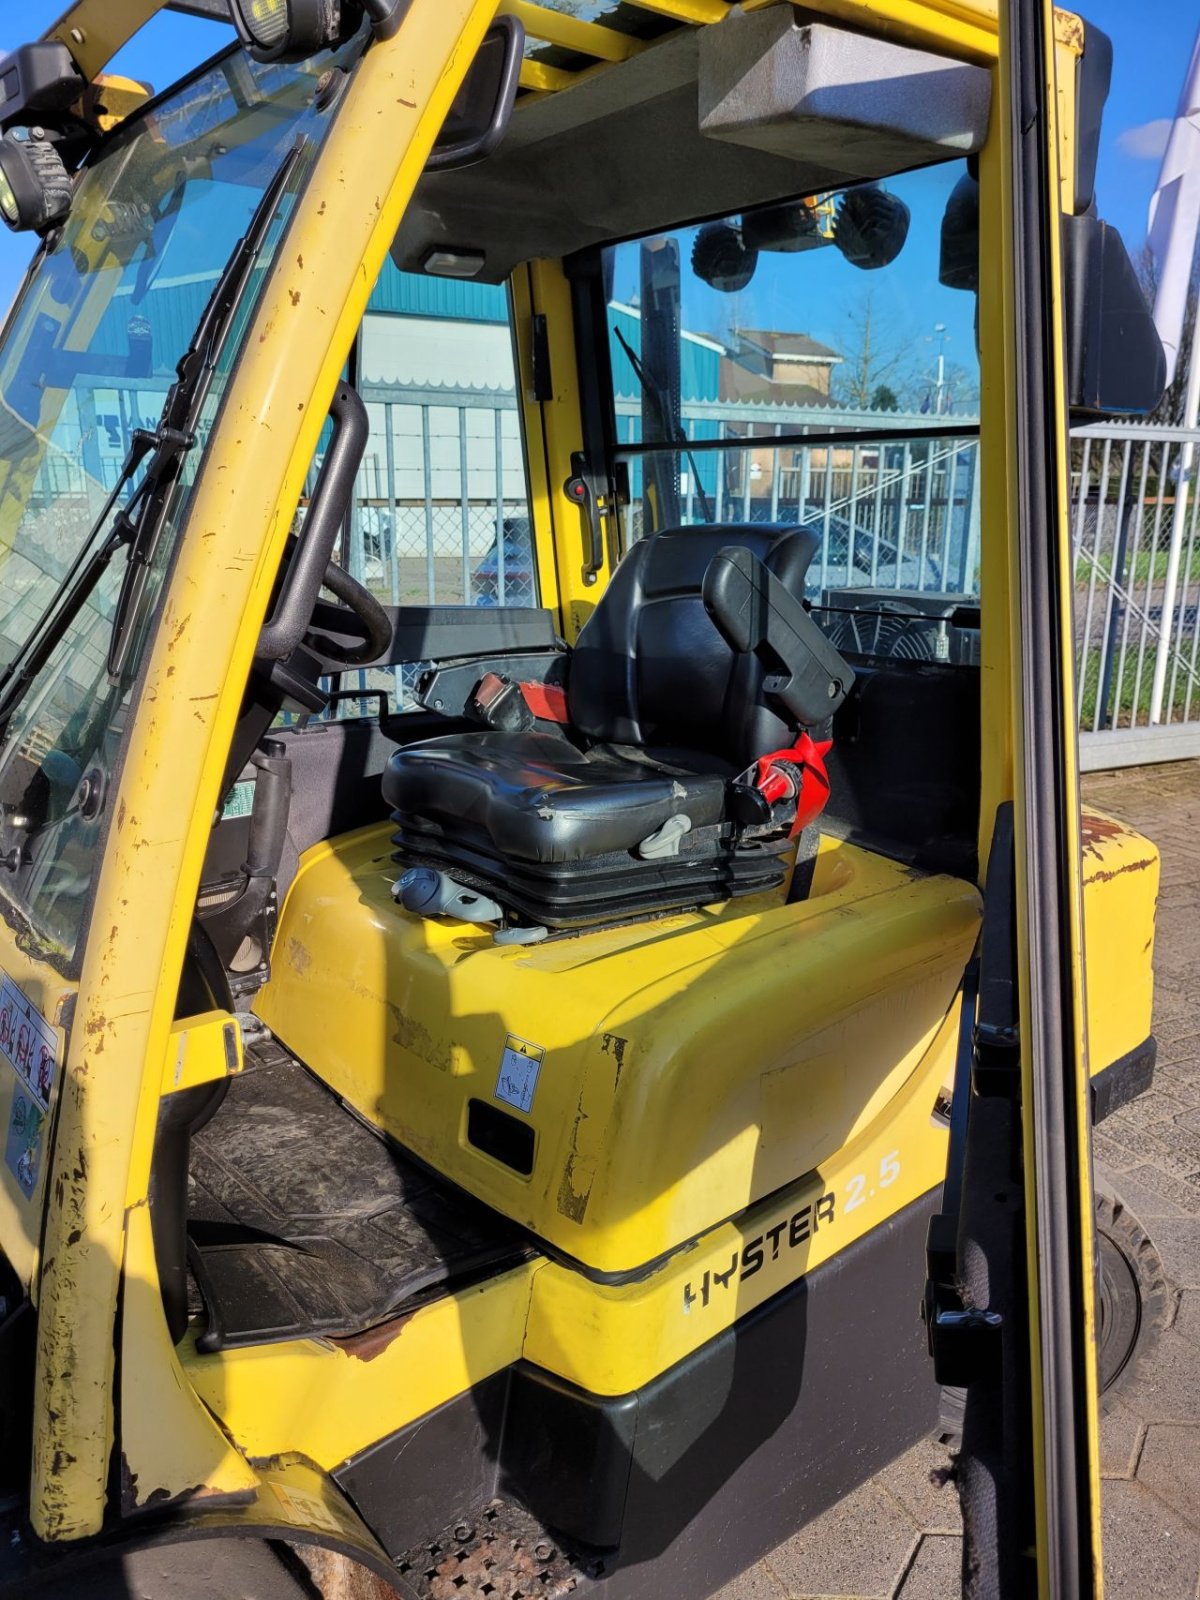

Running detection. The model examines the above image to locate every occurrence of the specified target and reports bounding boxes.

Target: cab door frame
[949,0,1106,1591]
[29,0,504,1545]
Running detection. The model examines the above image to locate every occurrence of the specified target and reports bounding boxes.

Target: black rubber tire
[1094,1180,1171,1403]
[935,1179,1170,1440]
[23,1538,316,1598]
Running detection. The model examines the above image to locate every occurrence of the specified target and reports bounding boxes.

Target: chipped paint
[334,1308,418,1362]
[1080,807,1136,858]
[1053,6,1085,52]
[389,1004,452,1074]
[556,1086,593,1224]
[1081,807,1157,883]
[600,1032,629,1085]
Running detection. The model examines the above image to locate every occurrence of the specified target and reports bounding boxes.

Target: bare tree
[830,290,918,410]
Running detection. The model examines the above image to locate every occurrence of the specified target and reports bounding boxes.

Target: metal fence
[30,375,1200,765]
[1071,421,1200,770]
[612,400,981,598]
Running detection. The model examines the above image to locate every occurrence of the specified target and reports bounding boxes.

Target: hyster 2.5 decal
[682,1153,904,1313]
[684,1192,836,1312]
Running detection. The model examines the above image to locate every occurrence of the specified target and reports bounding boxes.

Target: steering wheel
[301,557,393,668]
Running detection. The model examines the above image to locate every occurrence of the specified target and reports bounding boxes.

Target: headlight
[229,0,345,62]
[0,133,72,235]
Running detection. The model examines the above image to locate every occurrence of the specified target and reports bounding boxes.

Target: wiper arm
[0,142,306,743]
[612,324,715,524]
[106,137,307,681]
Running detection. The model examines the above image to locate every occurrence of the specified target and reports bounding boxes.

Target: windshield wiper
[107,137,307,680]
[612,324,715,524]
[0,139,307,739]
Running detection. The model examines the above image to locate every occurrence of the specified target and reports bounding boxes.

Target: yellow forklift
[0,0,1171,1594]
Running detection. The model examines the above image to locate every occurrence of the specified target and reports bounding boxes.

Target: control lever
[702,545,855,727]
[565,451,608,587]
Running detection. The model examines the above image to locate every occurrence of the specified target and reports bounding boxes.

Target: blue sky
[1,3,1197,330]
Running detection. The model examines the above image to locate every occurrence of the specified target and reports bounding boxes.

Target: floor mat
[188,1033,531,1349]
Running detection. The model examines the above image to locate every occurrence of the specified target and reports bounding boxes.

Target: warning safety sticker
[494,1034,545,1115]
[6,1091,44,1199]
[0,975,58,1110]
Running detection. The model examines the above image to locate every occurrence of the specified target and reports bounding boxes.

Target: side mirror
[1063,213,1167,417]
[427,16,524,173]
[939,174,1167,418]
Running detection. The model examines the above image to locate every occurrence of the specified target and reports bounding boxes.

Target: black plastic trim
[1007,0,1101,1588]
[335,1189,942,1596]
[380,606,558,666]
[1091,1036,1156,1125]
[565,248,622,581]
[466,1099,535,1176]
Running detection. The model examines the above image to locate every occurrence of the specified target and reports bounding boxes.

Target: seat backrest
[568,524,820,769]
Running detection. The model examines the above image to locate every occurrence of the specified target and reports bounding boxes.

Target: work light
[0,131,72,234]
[230,0,343,61]
[228,0,408,60]
[0,166,19,228]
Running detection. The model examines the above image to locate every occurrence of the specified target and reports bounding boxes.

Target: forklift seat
[384,525,824,929]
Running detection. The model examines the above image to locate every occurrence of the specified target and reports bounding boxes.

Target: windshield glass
[601,161,981,611]
[0,38,356,960]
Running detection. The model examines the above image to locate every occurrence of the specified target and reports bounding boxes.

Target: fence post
[458,407,471,605]
[494,407,506,605]
[1095,441,1134,730]
[383,404,402,702]
[1151,347,1200,721]
[422,405,435,604]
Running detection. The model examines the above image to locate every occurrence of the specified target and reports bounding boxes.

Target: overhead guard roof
[392,8,990,283]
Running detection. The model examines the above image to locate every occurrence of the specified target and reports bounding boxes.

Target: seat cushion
[383,730,727,866]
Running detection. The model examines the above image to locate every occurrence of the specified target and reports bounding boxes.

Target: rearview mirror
[939,175,1167,419]
[427,16,524,173]
[1062,212,1167,417]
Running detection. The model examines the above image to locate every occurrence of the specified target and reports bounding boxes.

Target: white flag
[1147,24,1200,390]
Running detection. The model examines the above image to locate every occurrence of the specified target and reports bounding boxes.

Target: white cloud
[1116,118,1174,160]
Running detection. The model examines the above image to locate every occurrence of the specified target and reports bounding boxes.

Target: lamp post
[926,322,951,414]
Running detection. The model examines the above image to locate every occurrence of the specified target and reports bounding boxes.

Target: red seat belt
[748,732,833,837]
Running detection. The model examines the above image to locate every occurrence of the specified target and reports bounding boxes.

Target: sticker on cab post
[495,1034,545,1114]
[0,974,58,1109]
[5,1091,45,1199]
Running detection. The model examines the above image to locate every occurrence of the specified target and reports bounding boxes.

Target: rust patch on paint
[334,1308,418,1362]
[1081,808,1156,883]
[1054,7,1085,51]
[1081,809,1134,859]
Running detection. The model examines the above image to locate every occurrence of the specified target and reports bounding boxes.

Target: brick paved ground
[717,760,1200,1600]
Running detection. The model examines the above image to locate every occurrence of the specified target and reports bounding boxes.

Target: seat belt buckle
[470,672,535,733]
[470,673,572,731]
[744,733,833,836]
